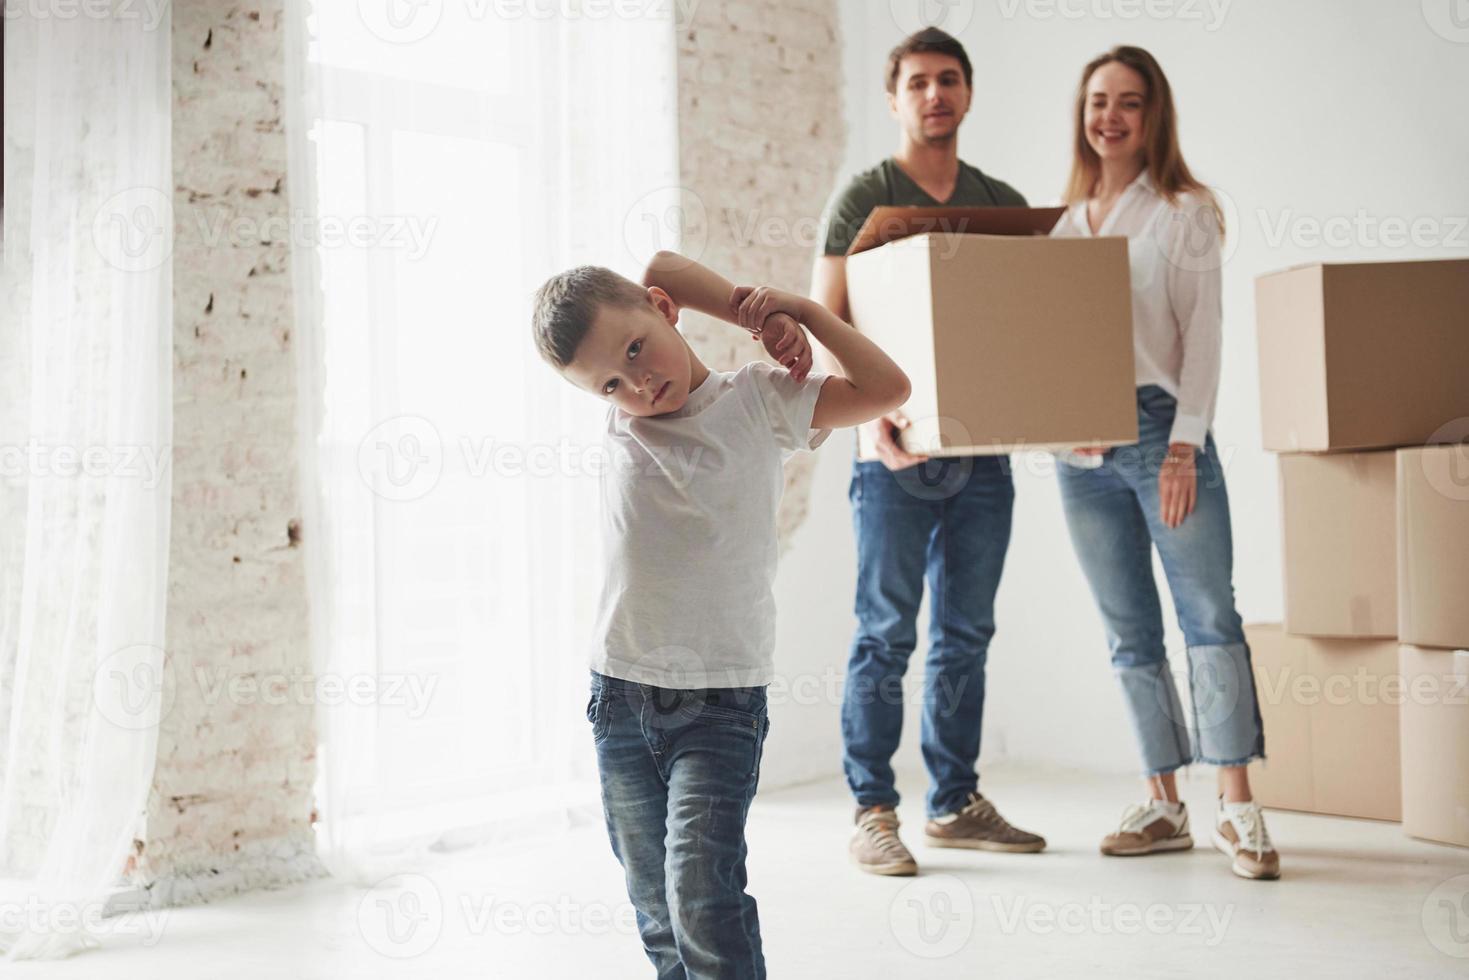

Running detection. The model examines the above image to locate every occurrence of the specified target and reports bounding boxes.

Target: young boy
[531,251,909,978]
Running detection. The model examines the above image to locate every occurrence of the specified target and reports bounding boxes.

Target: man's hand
[1158,442,1198,529]
[862,410,928,471]
[732,286,813,380]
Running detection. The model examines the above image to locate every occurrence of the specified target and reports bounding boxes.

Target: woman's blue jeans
[1057,385,1265,776]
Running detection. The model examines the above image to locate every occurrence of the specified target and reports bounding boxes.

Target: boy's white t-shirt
[590,361,831,689]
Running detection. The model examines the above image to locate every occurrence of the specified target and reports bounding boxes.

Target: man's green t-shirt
[820,157,1028,257]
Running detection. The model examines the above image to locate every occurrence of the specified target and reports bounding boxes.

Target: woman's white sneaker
[1213,799,1281,880]
[1099,800,1194,856]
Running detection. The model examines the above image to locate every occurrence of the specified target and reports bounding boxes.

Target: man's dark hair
[884,28,973,95]
[532,265,649,368]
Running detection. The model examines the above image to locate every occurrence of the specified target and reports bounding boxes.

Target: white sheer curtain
[0,6,173,961]
[284,2,680,882]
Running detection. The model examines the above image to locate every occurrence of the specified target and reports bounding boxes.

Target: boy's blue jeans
[589,671,768,980]
[841,454,1014,818]
[1057,385,1265,776]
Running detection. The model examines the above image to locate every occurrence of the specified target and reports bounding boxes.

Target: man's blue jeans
[1057,385,1265,776]
[589,671,768,980]
[841,454,1014,818]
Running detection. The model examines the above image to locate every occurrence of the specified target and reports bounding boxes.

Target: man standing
[811,28,1046,876]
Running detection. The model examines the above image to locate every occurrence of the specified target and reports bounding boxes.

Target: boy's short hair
[532,265,649,368]
[884,28,973,94]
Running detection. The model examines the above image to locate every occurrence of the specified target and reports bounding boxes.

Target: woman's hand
[1158,442,1198,529]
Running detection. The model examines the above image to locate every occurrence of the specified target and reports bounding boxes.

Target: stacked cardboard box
[1251,258,1469,842]
[1245,625,1401,821]
[1396,447,1469,847]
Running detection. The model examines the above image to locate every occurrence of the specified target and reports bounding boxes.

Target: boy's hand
[730,284,806,335]
[731,285,813,381]
[754,313,813,381]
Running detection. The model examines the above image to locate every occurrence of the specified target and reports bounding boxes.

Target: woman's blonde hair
[1063,45,1224,235]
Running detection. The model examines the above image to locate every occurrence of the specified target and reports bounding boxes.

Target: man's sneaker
[923,792,1047,853]
[1213,799,1281,880]
[1099,800,1194,856]
[850,806,918,876]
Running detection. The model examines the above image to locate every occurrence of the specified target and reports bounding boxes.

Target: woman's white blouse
[1050,170,1223,448]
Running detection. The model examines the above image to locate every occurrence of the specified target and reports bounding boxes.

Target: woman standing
[1051,46,1279,880]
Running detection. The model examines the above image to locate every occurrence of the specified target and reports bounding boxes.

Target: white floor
[14,764,1469,978]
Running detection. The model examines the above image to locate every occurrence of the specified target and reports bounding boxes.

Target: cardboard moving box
[844,206,1137,460]
[1255,258,1469,452]
[1397,446,1469,648]
[1398,645,1469,848]
[1279,451,1396,638]
[1246,624,1401,822]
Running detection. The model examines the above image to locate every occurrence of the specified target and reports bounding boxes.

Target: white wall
[761,0,1469,790]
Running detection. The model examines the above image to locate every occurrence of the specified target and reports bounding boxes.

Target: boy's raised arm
[643,250,907,429]
[641,251,741,322]
[732,286,909,431]
[642,251,814,377]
